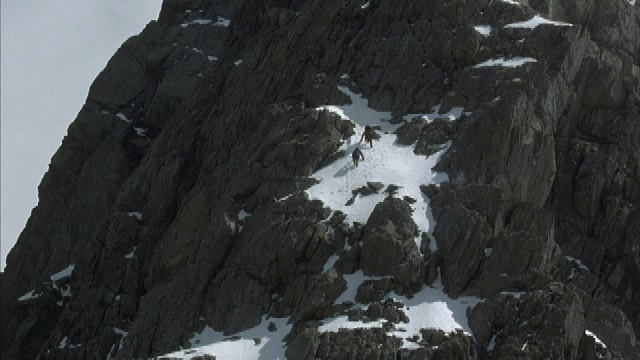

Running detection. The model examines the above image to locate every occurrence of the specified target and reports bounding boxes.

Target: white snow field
[474,57,537,68]
[162,317,291,359]
[161,80,480,358]
[310,85,463,251]
[504,15,572,29]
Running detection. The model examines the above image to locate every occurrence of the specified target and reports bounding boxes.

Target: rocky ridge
[1,0,639,359]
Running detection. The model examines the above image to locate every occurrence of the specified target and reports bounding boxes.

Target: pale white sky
[1,1,163,271]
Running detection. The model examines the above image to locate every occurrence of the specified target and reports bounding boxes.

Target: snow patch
[566,256,589,272]
[500,291,526,298]
[361,1,370,9]
[58,336,81,349]
[18,289,42,301]
[113,328,128,350]
[323,255,340,273]
[216,17,230,27]
[51,264,75,282]
[238,209,251,221]
[162,316,291,360]
[181,19,213,28]
[585,330,608,349]
[500,0,521,4]
[504,15,572,29]
[487,334,497,351]
[134,127,147,137]
[474,57,537,68]
[234,60,243,66]
[321,279,482,349]
[116,112,131,123]
[127,212,143,221]
[474,25,492,36]
[310,86,458,252]
[50,264,75,298]
[124,247,136,260]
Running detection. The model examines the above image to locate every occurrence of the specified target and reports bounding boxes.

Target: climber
[360,125,377,148]
[352,147,365,167]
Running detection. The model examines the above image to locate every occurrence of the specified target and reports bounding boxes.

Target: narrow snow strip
[361,1,371,9]
[59,336,69,349]
[474,57,537,68]
[113,328,128,350]
[566,256,589,271]
[487,334,497,351]
[217,17,230,27]
[18,290,41,301]
[504,15,572,29]
[310,86,457,252]
[500,291,526,298]
[116,112,131,123]
[238,209,252,221]
[321,279,482,349]
[134,127,147,137]
[323,255,340,273]
[500,0,521,5]
[585,330,608,349]
[474,25,492,36]
[161,316,291,360]
[51,264,75,282]
[127,212,142,221]
[181,19,213,28]
[59,284,72,298]
[405,104,467,123]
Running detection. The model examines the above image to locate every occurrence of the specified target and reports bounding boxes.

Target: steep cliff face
[1,0,638,359]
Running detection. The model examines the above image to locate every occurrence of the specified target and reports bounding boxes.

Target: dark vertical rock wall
[1,0,638,359]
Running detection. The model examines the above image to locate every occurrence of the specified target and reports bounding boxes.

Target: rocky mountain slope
[2,0,639,359]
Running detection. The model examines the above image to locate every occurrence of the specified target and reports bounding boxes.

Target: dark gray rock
[434,203,493,297]
[359,198,424,294]
[466,203,562,297]
[469,285,586,359]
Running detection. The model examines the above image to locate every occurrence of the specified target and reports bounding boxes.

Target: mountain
[1,0,639,359]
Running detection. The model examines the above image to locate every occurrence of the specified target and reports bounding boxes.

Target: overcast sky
[1,1,163,271]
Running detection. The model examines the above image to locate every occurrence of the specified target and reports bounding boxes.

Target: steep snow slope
[162,81,478,359]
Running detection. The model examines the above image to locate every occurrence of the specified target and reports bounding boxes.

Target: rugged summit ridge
[2,0,639,359]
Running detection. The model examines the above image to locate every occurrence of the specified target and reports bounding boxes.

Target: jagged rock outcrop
[1,0,638,359]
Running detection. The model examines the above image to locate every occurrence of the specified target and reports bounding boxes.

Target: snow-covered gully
[163,80,482,359]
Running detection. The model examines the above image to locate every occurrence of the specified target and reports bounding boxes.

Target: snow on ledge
[18,290,42,301]
[474,25,492,36]
[161,316,291,359]
[585,330,608,349]
[216,17,230,27]
[504,15,572,29]
[181,19,213,28]
[474,57,537,68]
[51,264,75,282]
[320,279,483,349]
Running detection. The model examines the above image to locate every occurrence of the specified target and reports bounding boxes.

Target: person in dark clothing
[360,125,377,148]
[352,147,365,167]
